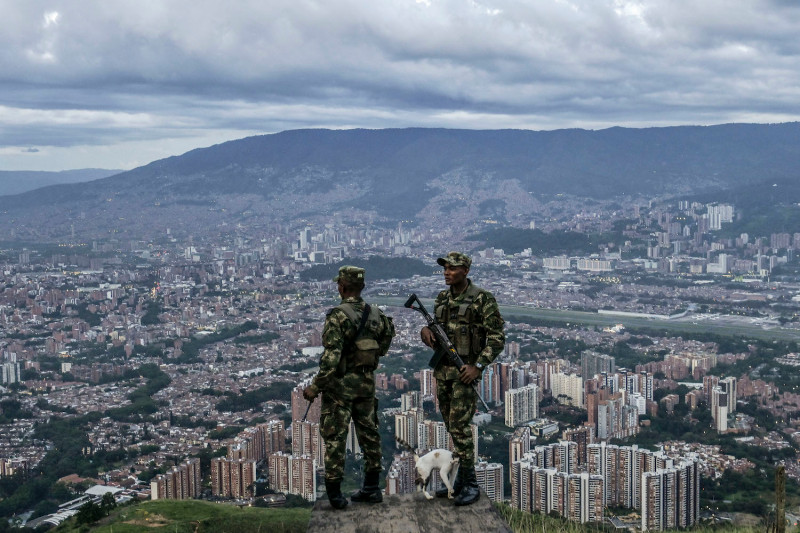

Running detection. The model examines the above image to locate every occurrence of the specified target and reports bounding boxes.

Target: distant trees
[75,494,115,526]
[140,300,162,325]
[215,381,296,412]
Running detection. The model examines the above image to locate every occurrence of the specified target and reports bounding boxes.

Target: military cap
[333,265,366,284]
[436,251,472,269]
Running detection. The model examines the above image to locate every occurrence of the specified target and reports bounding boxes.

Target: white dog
[413,448,460,500]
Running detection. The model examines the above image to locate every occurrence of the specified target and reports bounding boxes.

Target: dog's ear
[414,453,419,462]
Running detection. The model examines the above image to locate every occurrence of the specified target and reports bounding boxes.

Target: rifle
[404,293,490,411]
[301,400,313,422]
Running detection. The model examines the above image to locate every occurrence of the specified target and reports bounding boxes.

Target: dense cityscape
[2,192,800,530]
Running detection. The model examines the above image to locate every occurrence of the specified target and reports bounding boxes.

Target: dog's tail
[395,436,416,453]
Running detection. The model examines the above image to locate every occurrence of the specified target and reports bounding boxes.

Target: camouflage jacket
[433,279,505,369]
[308,296,395,399]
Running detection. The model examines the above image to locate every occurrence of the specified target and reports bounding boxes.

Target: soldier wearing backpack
[303,265,395,509]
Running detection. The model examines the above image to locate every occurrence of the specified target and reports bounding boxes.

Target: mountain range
[2,124,799,241]
[0,169,122,196]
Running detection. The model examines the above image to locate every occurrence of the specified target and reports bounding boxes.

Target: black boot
[325,480,348,510]
[436,465,463,498]
[351,470,383,503]
[454,466,480,506]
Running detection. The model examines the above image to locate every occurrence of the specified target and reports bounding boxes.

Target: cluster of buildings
[150,458,201,500]
[510,440,700,531]
[5,192,800,524]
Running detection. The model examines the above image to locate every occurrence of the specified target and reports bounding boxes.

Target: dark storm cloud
[1,0,800,170]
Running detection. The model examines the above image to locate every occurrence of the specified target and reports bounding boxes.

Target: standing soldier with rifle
[303,266,395,509]
[418,252,505,506]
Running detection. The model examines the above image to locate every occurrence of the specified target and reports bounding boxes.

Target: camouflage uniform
[307,275,395,484]
[432,253,505,465]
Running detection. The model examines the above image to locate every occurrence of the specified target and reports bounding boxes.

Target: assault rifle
[404,293,490,411]
[301,400,313,422]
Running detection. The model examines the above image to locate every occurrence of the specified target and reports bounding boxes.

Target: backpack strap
[335,303,372,340]
[355,304,371,338]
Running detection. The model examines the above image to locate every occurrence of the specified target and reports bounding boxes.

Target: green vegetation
[234,331,280,345]
[208,426,244,440]
[51,499,311,533]
[107,364,171,421]
[496,503,606,533]
[299,255,433,281]
[0,398,34,422]
[74,303,103,327]
[175,321,259,363]
[216,381,296,412]
[140,300,162,325]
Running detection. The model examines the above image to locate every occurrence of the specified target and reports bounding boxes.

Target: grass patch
[54,499,311,533]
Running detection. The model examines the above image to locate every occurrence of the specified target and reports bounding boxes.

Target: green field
[377,297,800,342]
[52,500,311,533]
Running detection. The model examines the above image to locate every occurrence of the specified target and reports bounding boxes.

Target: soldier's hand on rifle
[420,326,436,348]
[459,364,482,384]
[302,386,318,402]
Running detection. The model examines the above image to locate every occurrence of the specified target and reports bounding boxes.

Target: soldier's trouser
[320,393,382,482]
[436,376,478,465]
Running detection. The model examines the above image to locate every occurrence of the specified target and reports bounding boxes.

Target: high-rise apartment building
[642,461,700,531]
[475,461,504,503]
[394,408,424,448]
[505,384,538,427]
[152,458,201,500]
[550,372,584,408]
[292,420,324,466]
[229,420,285,462]
[509,426,531,483]
[385,451,416,495]
[1,362,20,385]
[418,419,452,452]
[512,459,604,524]
[267,452,317,501]
[401,390,422,411]
[210,457,257,499]
[292,382,320,424]
[562,426,595,466]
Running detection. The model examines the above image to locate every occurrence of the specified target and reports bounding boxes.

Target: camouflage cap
[333,265,365,284]
[436,251,472,269]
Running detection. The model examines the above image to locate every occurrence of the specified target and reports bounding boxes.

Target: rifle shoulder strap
[335,303,372,339]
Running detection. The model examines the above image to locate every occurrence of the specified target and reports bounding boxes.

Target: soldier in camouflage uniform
[420,252,505,506]
[304,265,395,510]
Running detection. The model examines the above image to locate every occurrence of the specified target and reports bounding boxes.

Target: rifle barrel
[301,400,313,422]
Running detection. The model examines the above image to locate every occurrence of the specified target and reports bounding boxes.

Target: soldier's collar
[449,279,472,298]
[341,296,364,303]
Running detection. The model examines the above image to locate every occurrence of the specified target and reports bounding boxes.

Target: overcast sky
[2,0,800,171]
